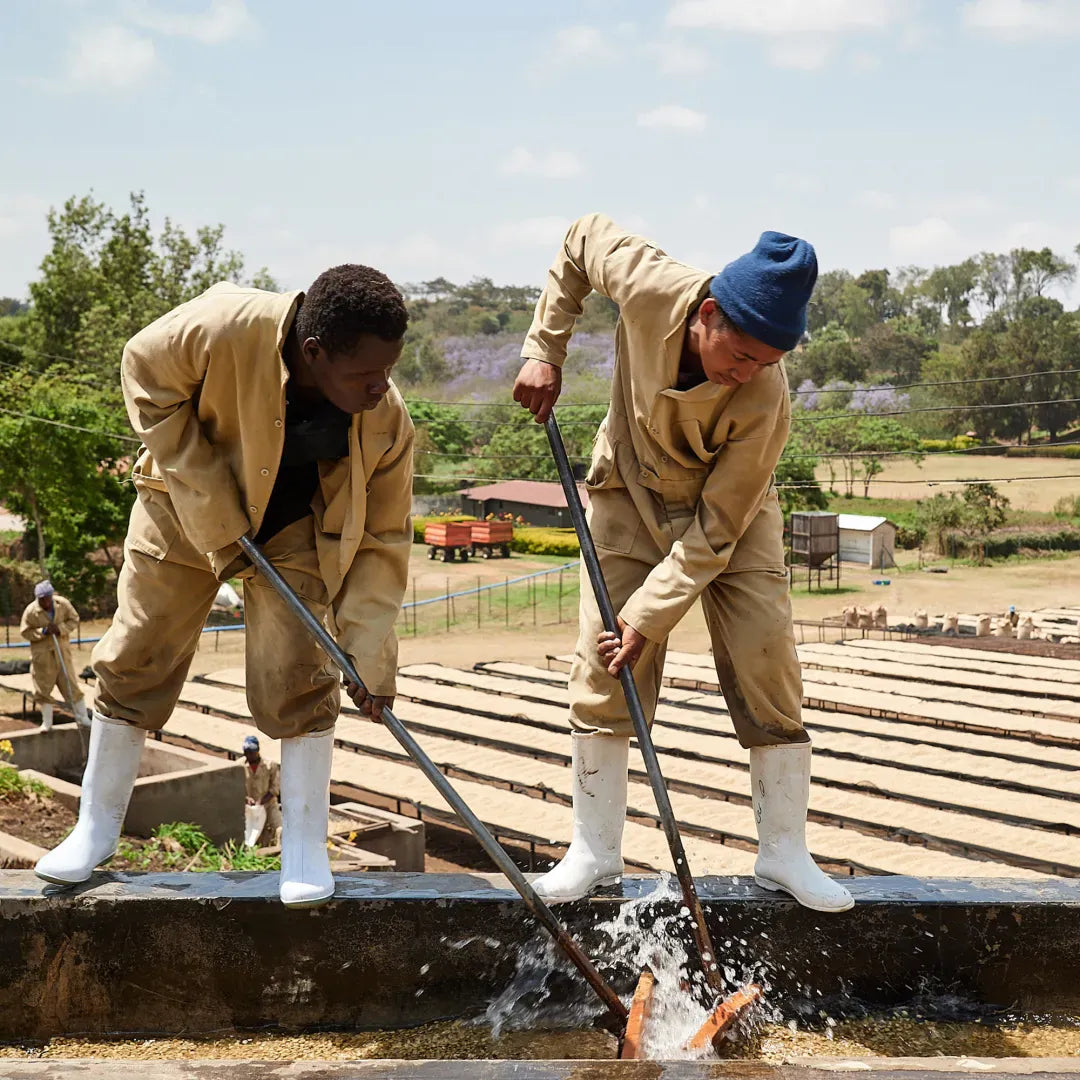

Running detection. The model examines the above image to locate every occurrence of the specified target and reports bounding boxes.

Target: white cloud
[499,147,584,179]
[667,0,910,69]
[668,0,904,34]
[889,217,967,263]
[654,38,709,74]
[637,105,707,131]
[491,216,571,249]
[767,36,835,68]
[855,189,897,210]
[553,24,613,60]
[963,0,1080,40]
[68,25,156,90]
[125,0,254,44]
[850,49,882,71]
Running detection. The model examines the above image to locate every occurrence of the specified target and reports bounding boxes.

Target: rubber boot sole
[535,872,622,905]
[754,873,855,913]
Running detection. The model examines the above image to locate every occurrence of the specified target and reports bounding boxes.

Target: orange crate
[469,521,513,544]
[424,522,473,547]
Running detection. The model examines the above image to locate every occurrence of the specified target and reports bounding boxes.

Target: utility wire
[417,472,1080,488]
[0,407,140,446]
[404,366,1080,408]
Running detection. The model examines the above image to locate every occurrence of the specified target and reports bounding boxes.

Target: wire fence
[396,560,581,637]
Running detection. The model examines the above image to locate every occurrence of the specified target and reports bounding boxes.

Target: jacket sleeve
[56,598,79,637]
[121,318,251,556]
[619,392,790,642]
[19,604,43,643]
[333,414,415,699]
[521,213,682,369]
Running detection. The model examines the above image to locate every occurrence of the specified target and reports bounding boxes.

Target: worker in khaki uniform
[36,266,414,908]
[243,735,281,848]
[513,214,852,913]
[20,581,89,731]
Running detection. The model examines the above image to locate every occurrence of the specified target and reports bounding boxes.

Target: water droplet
[420,963,430,975]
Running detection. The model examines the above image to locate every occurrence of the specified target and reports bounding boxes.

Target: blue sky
[1,0,1078,299]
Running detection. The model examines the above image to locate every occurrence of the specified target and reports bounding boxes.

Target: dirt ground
[820,454,1080,511]
[3,1016,1080,1061]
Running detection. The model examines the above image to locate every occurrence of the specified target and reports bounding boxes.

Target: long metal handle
[543,413,723,995]
[236,534,627,1026]
[51,633,75,710]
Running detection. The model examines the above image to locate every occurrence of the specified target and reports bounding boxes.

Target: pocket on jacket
[587,489,641,554]
[725,491,786,573]
[127,483,181,561]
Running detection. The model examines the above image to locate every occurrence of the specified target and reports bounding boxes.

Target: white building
[837,514,897,568]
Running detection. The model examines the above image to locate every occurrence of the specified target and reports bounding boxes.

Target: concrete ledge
[0,873,1078,1040]
[0,1061,1079,1079]
[0,830,46,868]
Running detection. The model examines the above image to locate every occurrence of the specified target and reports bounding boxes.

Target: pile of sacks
[843,605,888,629]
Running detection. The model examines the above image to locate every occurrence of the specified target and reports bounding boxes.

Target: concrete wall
[127,755,244,846]
[2,873,1078,1040]
[7,730,245,846]
[332,802,425,873]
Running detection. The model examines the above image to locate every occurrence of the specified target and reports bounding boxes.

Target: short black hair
[296,264,408,352]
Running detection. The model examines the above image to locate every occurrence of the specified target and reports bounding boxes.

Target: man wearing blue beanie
[513,213,852,914]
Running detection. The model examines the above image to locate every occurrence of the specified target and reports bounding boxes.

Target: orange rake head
[617,968,657,1060]
[686,983,763,1054]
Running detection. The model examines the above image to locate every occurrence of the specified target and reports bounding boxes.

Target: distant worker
[242,735,281,847]
[513,214,852,913]
[19,581,89,732]
[35,267,414,907]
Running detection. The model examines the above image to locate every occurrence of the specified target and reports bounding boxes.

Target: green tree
[795,324,868,385]
[812,414,922,497]
[856,321,934,384]
[0,374,134,603]
[775,429,826,515]
[914,493,964,555]
[24,191,267,396]
[957,482,1009,564]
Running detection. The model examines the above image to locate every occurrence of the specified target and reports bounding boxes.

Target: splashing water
[482,875,775,1059]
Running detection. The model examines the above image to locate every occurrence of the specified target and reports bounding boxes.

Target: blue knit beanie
[709,231,818,351]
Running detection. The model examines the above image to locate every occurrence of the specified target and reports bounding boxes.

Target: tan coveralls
[522,214,806,747]
[92,283,414,740]
[20,595,84,708]
[244,758,281,847]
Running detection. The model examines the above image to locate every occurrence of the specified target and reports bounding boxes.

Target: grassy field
[817,453,1080,511]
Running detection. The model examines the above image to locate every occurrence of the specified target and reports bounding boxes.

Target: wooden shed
[837,514,897,569]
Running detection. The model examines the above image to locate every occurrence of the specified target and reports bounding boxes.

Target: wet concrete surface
[1,873,1078,1041]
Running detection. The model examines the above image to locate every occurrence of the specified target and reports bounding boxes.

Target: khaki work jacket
[522,213,790,642]
[20,595,79,657]
[244,758,280,805]
[121,283,414,695]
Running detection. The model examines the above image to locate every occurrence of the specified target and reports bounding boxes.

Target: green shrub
[919,435,982,453]
[895,524,926,549]
[1053,495,1080,520]
[510,527,581,556]
[0,739,51,801]
[950,527,1080,559]
[1005,444,1080,459]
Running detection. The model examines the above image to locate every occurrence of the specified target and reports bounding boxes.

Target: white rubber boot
[750,742,854,913]
[39,703,53,732]
[279,726,335,909]
[35,712,146,884]
[533,733,628,904]
[73,700,89,726]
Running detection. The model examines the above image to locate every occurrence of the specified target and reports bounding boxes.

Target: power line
[416,471,1080,488]
[0,407,140,446]
[791,396,1080,423]
[404,366,1080,408]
